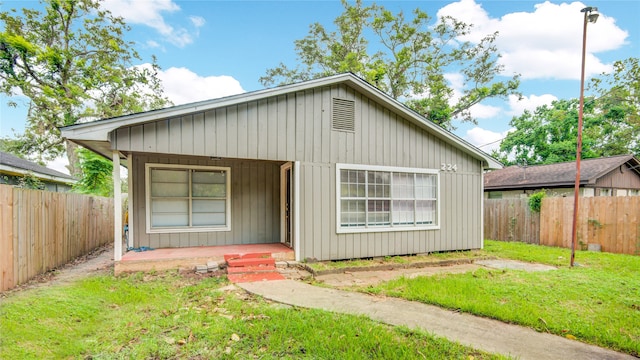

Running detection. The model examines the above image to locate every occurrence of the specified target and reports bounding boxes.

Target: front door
[280,162,293,247]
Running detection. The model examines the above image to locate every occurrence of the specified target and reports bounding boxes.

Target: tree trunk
[65,140,81,178]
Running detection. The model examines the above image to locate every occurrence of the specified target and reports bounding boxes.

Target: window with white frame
[337,164,439,232]
[145,164,230,233]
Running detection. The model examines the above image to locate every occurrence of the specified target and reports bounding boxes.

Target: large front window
[145,164,230,233]
[337,164,438,232]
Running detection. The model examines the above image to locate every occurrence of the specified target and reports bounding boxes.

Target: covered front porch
[110,153,300,271]
[114,242,294,275]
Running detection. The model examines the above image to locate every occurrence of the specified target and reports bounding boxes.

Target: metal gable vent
[332,98,355,132]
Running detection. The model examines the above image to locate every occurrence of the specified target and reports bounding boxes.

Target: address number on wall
[441,163,458,172]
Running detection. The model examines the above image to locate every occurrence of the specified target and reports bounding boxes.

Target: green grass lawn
[0,272,507,359]
[364,240,640,356]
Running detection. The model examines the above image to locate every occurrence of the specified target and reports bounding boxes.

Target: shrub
[528,191,546,212]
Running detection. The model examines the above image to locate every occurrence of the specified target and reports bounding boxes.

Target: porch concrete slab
[115,243,293,275]
[239,280,634,360]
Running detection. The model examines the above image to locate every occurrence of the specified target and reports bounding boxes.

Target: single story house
[61,73,501,262]
[0,151,76,192]
[484,155,640,199]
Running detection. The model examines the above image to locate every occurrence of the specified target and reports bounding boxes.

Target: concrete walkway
[239,279,634,360]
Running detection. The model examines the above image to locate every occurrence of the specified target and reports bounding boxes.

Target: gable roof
[484,155,640,190]
[0,151,77,185]
[61,73,501,169]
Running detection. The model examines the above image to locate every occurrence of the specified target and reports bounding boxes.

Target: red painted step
[224,252,271,262]
[225,252,284,283]
[227,265,277,274]
[227,272,285,283]
[227,257,275,268]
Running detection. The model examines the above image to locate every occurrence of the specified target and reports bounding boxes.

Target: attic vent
[332,98,355,132]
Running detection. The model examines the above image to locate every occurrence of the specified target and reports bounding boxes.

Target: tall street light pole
[571,6,599,267]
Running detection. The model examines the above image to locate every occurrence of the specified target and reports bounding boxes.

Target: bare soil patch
[1,244,115,297]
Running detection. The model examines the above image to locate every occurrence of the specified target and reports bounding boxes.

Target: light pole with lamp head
[570,6,599,267]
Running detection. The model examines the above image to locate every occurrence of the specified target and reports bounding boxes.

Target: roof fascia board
[485,180,589,190]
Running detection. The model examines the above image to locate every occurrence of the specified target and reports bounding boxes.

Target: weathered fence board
[484,199,540,244]
[0,186,14,291]
[0,185,114,292]
[539,197,640,254]
[485,196,639,255]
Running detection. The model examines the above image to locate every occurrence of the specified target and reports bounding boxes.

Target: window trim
[145,163,231,234]
[336,163,440,234]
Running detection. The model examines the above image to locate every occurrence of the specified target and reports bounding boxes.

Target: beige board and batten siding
[593,164,640,190]
[297,85,484,260]
[112,84,469,165]
[113,83,485,259]
[298,163,482,261]
[130,154,281,249]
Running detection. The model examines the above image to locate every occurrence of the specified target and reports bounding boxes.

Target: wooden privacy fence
[484,199,540,244]
[0,185,114,292]
[540,196,639,255]
[484,196,640,255]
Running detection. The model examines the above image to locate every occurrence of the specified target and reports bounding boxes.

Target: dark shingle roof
[0,151,76,182]
[484,155,639,190]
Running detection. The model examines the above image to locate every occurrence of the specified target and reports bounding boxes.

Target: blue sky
[0,0,638,173]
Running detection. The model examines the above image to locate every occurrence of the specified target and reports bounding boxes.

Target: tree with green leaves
[496,57,640,166]
[260,0,520,129]
[0,0,170,177]
[72,147,113,197]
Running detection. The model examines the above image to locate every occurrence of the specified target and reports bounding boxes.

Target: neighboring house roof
[484,154,640,190]
[0,151,77,185]
[61,73,502,169]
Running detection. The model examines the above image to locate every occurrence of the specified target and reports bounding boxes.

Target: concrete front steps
[225,252,286,283]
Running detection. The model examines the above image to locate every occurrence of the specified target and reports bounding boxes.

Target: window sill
[337,225,439,234]
[146,226,231,234]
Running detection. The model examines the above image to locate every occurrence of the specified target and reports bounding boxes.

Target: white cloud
[190,16,206,28]
[437,0,628,80]
[442,73,502,120]
[469,103,502,119]
[507,93,557,116]
[444,73,464,95]
[156,67,245,105]
[464,127,512,153]
[47,156,70,175]
[101,0,197,47]
[146,40,161,49]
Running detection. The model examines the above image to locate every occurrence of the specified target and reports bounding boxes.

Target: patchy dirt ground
[314,263,481,288]
[313,260,557,288]
[1,244,115,298]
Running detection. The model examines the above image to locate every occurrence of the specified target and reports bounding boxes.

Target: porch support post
[480,169,485,249]
[293,161,301,261]
[113,151,122,261]
[126,153,134,249]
